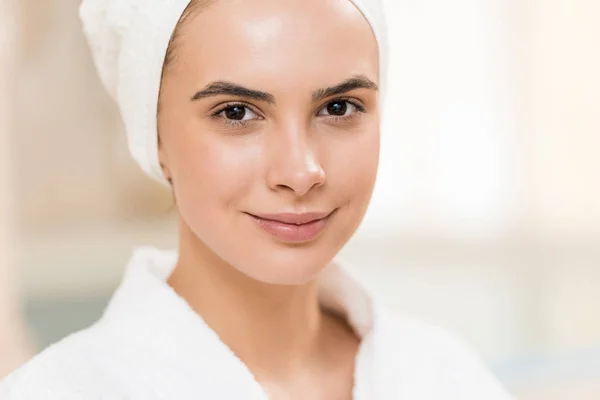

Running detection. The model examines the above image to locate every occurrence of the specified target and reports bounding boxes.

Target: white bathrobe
[0,247,513,399]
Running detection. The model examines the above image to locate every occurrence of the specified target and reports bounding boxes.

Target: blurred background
[0,0,599,398]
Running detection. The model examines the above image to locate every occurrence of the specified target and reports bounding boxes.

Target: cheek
[326,126,380,204]
[170,133,262,216]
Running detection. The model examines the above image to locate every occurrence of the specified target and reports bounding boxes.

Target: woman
[0,0,513,398]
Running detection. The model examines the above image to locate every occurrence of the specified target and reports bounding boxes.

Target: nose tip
[281,164,326,197]
[266,147,326,197]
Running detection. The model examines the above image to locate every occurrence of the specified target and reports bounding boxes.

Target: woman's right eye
[215,104,259,123]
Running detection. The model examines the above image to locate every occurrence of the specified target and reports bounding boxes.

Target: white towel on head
[80,0,389,185]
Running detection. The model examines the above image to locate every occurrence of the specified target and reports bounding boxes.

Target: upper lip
[248,211,333,225]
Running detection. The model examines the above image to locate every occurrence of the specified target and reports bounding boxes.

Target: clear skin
[157,0,380,397]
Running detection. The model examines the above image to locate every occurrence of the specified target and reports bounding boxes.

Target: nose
[265,125,326,197]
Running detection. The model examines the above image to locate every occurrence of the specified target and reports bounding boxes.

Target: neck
[167,222,328,377]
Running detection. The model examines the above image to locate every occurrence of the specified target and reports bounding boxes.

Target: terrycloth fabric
[79,0,389,185]
[0,247,513,399]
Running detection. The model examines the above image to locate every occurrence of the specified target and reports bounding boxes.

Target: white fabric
[1,247,513,399]
[79,0,389,185]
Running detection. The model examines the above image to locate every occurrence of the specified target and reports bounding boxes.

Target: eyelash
[210,98,366,128]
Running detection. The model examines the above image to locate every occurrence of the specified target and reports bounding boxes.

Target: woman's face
[158,0,380,285]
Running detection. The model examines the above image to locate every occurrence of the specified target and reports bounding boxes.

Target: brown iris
[327,101,347,116]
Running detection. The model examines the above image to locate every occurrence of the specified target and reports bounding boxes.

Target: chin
[234,247,337,286]
[183,208,356,286]
[233,215,358,286]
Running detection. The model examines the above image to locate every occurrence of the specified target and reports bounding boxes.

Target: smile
[245,210,336,243]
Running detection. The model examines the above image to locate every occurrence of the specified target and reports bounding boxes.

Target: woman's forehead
[173,0,379,91]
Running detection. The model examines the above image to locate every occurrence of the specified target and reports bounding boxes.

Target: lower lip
[247,213,332,243]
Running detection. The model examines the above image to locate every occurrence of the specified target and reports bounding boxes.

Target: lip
[245,210,335,243]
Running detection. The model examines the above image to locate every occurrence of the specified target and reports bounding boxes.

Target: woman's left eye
[317,100,361,117]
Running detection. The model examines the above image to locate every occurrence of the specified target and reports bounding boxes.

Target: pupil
[225,106,246,120]
[328,101,347,116]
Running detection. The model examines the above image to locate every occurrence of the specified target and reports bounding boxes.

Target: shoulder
[373,304,514,399]
[0,326,129,400]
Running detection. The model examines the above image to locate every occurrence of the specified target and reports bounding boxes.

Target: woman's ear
[158,140,173,185]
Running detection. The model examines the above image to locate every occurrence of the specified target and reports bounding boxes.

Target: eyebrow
[190,75,378,105]
[312,75,378,102]
[191,81,276,104]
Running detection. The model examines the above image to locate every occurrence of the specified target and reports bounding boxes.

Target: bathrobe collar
[96,246,380,399]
